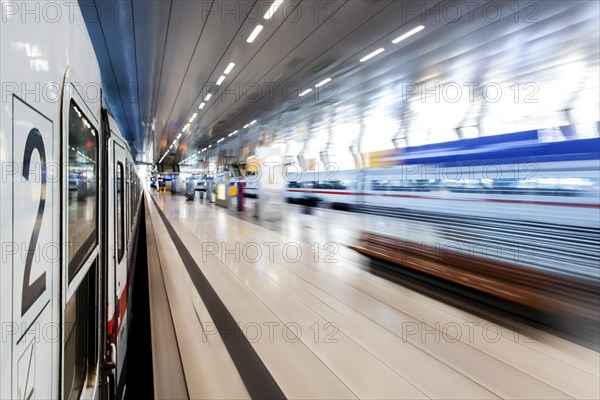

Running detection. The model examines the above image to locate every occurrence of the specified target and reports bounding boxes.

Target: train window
[325,180,346,190]
[63,262,97,399]
[116,162,125,262]
[67,100,98,281]
[371,180,389,191]
[130,169,134,227]
[126,164,131,234]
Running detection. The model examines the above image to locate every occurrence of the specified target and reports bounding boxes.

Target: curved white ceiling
[82,0,599,165]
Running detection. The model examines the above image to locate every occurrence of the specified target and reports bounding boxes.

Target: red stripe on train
[107,273,130,342]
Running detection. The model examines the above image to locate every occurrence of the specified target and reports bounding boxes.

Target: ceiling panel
[82,0,599,166]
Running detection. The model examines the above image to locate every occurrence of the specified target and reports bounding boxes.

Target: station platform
[144,190,599,399]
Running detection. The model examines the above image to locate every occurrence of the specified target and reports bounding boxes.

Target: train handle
[103,343,117,370]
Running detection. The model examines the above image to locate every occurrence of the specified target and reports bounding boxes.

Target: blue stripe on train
[397,128,600,165]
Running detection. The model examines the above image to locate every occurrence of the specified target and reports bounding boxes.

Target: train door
[61,84,101,399]
[111,140,129,394]
[357,169,367,207]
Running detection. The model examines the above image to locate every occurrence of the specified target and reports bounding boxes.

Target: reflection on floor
[146,190,600,400]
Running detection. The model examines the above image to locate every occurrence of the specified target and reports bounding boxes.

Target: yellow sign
[217,184,226,200]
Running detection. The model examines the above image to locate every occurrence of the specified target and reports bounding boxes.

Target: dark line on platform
[149,195,286,400]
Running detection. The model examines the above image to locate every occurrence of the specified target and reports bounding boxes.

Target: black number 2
[21,128,47,316]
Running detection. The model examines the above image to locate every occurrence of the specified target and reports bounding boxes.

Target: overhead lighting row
[158,152,168,164]
[169,5,423,166]
[165,2,284,165]
[294,76,334,100]
[246,1,283,42]
[359,25,425,63]
[168,60,238,165]
[293,26,425,102]
[191,61,236,124]
[180,153,197,164]
[201,119,254,153]
[70,146,94,162]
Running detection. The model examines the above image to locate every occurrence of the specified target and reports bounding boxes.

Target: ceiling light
[228,132,234,137]
[250,120,257,125]
[264,1,283,19]
[391,25,424,44]
[217,138,224,143]
[205,93,212,101]
[247,25,263,43]
[216,76,225,85]
[315,78,332,88]
[199,102,205,109]
[299,88,312,97]
[360,48,385,62]
[177,133,182,139]
[208,145,212,148]
[232,130,238,134]
[224,63,235,74]
[243,124,250,129]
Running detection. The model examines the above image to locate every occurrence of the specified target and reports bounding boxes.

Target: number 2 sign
[12,97,55,334]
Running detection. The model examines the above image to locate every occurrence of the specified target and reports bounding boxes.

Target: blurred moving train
[1,5,143,400]
[246,129,600,229]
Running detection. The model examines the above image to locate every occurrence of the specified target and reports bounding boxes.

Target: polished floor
[145,190,599,400]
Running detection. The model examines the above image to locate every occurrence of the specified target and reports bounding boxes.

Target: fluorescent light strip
[264,0,283,19]
[360,48,385,62]
[247,25,263,43]
[299,88,312,97]
[177,133,182,139]
[224,63,235,74]
[250,120,257,125]
[216,75,225,85]
[243,124,250,129]
[392,25,424,44]
[315,78,331,87]
[205,93,212,101]
[199,103,205,109]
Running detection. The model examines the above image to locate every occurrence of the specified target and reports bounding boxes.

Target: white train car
[282,132,600,229]
[1,4,143,399]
